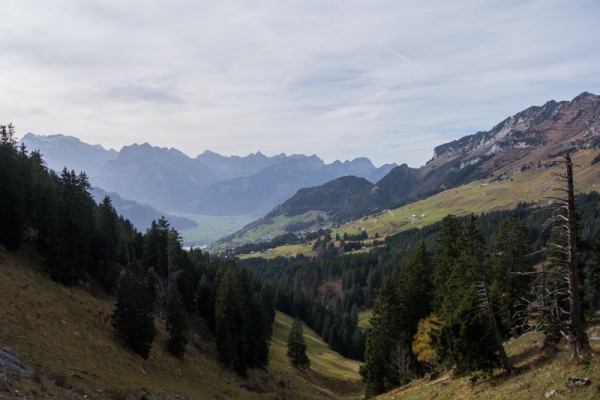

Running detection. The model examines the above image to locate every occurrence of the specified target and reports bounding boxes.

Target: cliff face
[428,92,600,173]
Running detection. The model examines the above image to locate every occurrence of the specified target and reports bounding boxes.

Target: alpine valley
[3,92,600,400]
[21,92,600,249]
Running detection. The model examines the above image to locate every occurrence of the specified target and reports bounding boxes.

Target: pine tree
[287,318,310,369]
[165,290,189,357]
[434,214,500,375]
[112,269,156,359]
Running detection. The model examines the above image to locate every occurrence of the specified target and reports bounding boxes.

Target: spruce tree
[287,318,310,369]
[359,277,402,397]
[215,264,247,374]
[49,169,96,285]
[0,123,24,250]
[489,215,533,337]
[434,214,500,375]
[93,196,122,294]
[165,289,189,357]
[432,214,462,309]
[397,241,432,347]
[112,269,156,359]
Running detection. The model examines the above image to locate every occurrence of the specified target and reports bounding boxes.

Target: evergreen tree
[25,151,59,245]
[196,274,216,330]
[585,238,600,310]
[259,283,276,324]
[239,268,271,368]
[489,215,533,337]
[215,263,247,374]
[49,169,96,285]
[143,217,170,281]
[287,318,310,369]
[165,289,189,357]
[432,214,462,309]
[0,123,24,250]
[359,277,402,397]
[112,269,156,359]
[397,241,432,348]
[93,196,122,293]
[434,214,500,375]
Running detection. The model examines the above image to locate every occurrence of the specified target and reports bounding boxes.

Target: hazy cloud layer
[2,0,599,166]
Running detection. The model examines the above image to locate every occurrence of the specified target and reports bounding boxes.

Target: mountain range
[20,92,600,242]
[20,134,396,221]
[226,92,600,241]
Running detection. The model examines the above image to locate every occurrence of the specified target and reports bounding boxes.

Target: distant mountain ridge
[89,187,198,233]
[20,133,397,221]
[20,133,118,177]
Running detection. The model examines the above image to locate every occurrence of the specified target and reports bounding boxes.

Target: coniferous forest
[0,124,273,375]
[2,123,600,398]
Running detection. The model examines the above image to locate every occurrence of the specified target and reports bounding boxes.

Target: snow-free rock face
[429,92,600,172]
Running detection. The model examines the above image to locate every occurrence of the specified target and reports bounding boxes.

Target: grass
[357,310,373,328]
[177,213,257,247]
[0,244,363,399]
[267,312,363,399]
[374,327,600,400]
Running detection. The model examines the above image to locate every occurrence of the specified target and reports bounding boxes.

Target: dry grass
[0,244,362,399]
[374,328,600,400]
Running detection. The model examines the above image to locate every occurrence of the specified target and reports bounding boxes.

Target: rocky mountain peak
[429,92,599,172]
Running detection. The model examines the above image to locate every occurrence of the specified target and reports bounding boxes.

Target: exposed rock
[565,376,590,388]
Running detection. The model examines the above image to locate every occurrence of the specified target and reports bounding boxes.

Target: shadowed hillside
[0,244,363,399]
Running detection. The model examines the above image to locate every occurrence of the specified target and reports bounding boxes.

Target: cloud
[1,0,599,167]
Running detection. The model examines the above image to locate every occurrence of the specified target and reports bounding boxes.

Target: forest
[0,124,274,376]
[2,123,600,398]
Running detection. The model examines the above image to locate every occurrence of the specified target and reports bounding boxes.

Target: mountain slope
[0,245,362,399]
[89,187,198,232]
[93,143,218,212]
[221,92,600,244]
[305,94,599,215]
[373,327,600,400]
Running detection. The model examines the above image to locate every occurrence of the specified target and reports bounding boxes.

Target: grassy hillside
[374,327,600,400]
[0,245,362,399]
[231,148,600,256]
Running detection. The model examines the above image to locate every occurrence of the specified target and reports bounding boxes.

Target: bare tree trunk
[563,154,591,358]
[478,281,512,372]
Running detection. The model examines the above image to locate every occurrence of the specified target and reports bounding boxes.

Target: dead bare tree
[516,153,591,359]
[389,342,413,385]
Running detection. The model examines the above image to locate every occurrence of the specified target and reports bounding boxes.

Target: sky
[2,0,600,168]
